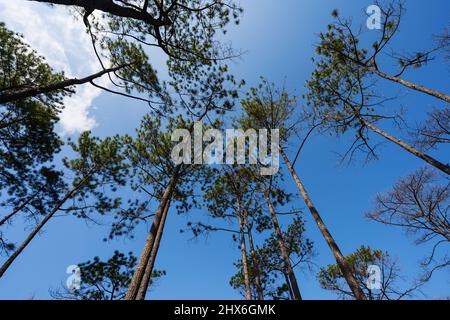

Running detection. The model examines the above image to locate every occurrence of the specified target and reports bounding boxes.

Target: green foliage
[303,12,405,163]
[0,23,66,187]
[239,78,298,143]
[0,22,65,175]
[203,166,258,219]
[0,22,68,104]
[1,166,66,220]
[85,0,243,115]
[104,37,169,103]
[65,132,130,187]
[63,132,149,240]
[0,23,68,249]
[318,246,381,289]
[124,115,213,215]
[230,217,314,299]
[317,245,414,300]
[197,165,289,239]
[53,251,165,300]
[305,20,373,136]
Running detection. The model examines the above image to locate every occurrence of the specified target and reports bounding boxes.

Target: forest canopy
[0,0,448,301]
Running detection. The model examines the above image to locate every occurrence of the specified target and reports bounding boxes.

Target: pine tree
[318,246,422,300]
[124,116,214,300]
[239,79,367,300]
[0,132,139,278]
[51,251,165,300]
[230,217,314,300]
[305,8,449,175]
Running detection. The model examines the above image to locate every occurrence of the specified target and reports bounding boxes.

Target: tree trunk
[261,183,302,300]
[278,146,366,300]
[373,68,450,104]
[31,0,166,26]
[243,209,264,300]
[237,207,252,300]
[0,180,85,278]
[360,118,450,175]
[125,167,180,300]
[136,198,171,300]
[284,273,294,300]
[0,66,123,104]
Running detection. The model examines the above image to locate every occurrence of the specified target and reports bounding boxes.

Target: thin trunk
[284,273,294,300]
[261,183,302,300]
[0,66,123,104]
[237,205,252,300]
[373,67,450,104]
[243,209,264,300]
[0,187,44,227]
[278,146,366,300]
[0,180,86,278]
[360,118,450,175]
[136,198,171,300]
[125,167,180,300]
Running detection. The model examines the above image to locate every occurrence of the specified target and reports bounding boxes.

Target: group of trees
[0,0,241,299]
[0,0,448,300]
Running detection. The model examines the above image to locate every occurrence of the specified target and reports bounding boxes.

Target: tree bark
[136,198,171,300]
[278,146,366,300]
[30,0,166,26]
[0,66,123,104]
[125,167,180,300]
[237,203,252,300]
[261,183,302,300]
[243,209,264,300]
[373,68,450,104]
[0,179,86,278]
[284,273,294,300]
[360,118,450,175]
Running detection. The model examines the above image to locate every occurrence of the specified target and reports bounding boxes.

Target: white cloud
[0,0,106,134]
[58,83,98,133]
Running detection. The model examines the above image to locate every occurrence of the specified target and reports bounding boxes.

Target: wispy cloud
[0,0,105,134]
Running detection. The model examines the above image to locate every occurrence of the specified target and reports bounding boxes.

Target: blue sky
[0,0,449,299]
